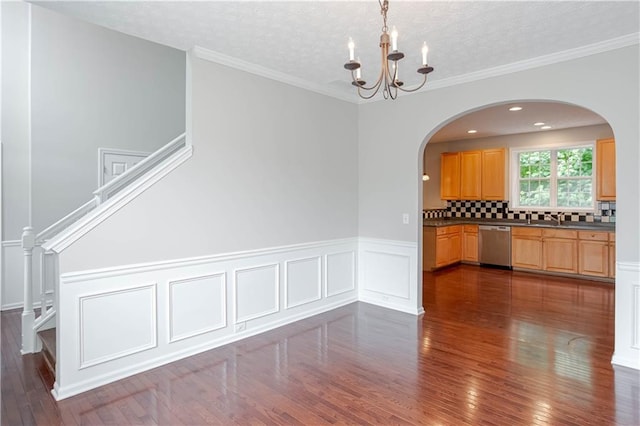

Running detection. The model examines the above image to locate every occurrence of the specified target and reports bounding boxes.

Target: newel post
[21,226,36,354]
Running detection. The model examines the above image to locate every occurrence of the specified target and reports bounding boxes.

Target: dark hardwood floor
[2,264,639,425]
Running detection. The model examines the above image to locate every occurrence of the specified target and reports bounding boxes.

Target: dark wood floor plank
[2,264,639,425]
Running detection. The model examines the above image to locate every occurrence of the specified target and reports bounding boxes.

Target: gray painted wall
[1,1,31,241]
[59,54,359,272]
[358,46,638,261]
[423,123,614,209]
[30,5,186,233]
[1,4,186,309]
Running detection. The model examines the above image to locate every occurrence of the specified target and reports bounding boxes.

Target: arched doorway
[417,99,616,348]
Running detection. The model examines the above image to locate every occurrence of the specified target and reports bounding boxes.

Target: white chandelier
[344,0,434,100]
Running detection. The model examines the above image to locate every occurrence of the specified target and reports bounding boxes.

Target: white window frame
[510,141,596,212]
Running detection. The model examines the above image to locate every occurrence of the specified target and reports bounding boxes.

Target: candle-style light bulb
[348,38,355,61]
[391,26,398,51]
[421,42,429,65]
[356,57,362,79]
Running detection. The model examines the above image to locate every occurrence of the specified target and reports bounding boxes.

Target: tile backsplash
[424,200,616,223]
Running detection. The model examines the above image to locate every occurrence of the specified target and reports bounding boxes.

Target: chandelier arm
[349,67,385,93]
[357,83,385,100]
[396,74,428,93]
[355,73,386,100]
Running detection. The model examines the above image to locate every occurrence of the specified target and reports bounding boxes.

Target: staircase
[20,133,191,390]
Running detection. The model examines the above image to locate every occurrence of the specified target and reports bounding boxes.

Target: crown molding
[191,46,357,103]
[192,33,638,105]
[419,33,640,94]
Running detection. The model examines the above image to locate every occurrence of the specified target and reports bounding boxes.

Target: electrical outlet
[235,322,246,332]
[402,213,409,224]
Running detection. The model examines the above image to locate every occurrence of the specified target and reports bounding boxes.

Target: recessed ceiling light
[541,125,552,130]
[509,106,523,111]
[467,129,477,134]
[534,122,545,126]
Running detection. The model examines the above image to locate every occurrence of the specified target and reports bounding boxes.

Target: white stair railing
[21,133,188,354]
[93,133,185,204]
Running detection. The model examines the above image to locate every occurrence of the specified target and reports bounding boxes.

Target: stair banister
[93,132,186,203]
[36,199,98,244]
[21,226,36,354]
[21,132,190,356]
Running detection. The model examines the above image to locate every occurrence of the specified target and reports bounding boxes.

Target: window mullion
[550,149,557,208]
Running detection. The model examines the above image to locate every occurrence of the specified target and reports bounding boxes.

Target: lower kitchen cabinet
[512,227,543,270]
[578,231,609,277]
[462,225,479,263]
[423,225,462,270]
[609,233,616,278]
[542,229,578,274]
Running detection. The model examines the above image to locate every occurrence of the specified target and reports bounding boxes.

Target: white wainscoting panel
[79,284,157,369]
[358,238,422,315]
[612,262,640,370]
[326,251,355,297]
[169,273,226,343]
[235,264,279,323]
[285,257,321,309]
[363,251,410,299]
[54,238,358,400]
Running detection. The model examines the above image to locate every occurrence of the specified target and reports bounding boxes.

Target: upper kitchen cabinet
[596,138,615,200]
[441,148,505,200]
[441,152,460,200]
[460,151,482,199]
[481,148,506,200]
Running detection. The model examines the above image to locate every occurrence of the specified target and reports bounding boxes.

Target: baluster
[40,250,47,316]
[21,226,36,354]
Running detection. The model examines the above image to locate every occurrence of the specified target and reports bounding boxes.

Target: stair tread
[37,328,56,360]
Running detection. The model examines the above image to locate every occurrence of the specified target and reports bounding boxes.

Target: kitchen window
[511,144,594,211]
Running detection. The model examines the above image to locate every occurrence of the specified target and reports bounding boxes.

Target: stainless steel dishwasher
[478,225,512,268]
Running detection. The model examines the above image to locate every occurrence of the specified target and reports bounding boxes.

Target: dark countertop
[423,218,616,231]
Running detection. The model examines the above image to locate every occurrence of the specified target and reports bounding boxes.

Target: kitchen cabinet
[460,151,482,200]
[462,225,479,263]
[609,232,615,278]
[440,153,460,200]
[578,231,609,277]
[596,138,616,200]
[441,148,505,200]
[542,229,578,274]
[481,148,506,200]
[423,225,462,270]
[512,227,543,270]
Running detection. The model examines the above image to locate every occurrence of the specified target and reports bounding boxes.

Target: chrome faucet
[545,213,564,225]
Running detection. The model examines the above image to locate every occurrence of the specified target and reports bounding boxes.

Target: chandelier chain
[379,0,389,33]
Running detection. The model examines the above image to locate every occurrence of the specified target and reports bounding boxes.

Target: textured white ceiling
[34,1,638,139]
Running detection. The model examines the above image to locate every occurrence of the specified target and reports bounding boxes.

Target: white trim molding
[195,34,639,105]
[612,261,640,370]
[42,144,192,253]
[53,238,358,400]
[191,46,356,103]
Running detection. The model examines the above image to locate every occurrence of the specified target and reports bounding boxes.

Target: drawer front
[609,232,616,242]
[578,231,609,242]
[512,227,542,237]
[542,229,577,239]
[437,225,462,235]
[463,225,478,233]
